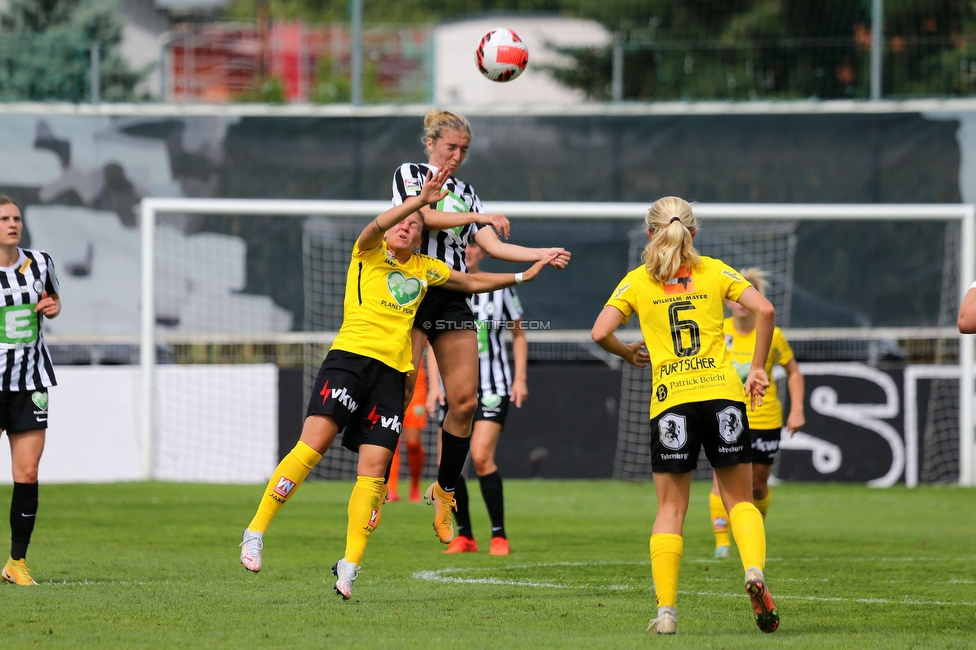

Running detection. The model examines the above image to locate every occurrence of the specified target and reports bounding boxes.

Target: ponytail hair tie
[670,217,681,224]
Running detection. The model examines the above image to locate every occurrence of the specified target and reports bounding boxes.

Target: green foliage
[6,480,976,647]
[0,0,147,102]
[234,76,288,103]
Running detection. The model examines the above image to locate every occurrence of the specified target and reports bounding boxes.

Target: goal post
[137,199,975,486]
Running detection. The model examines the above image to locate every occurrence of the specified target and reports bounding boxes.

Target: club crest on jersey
[32,279,43,294]
[387,271,423,306]
[656,384,668,402]
[717,406,744,443]
[658,414,687,450]
[663,266,694,295]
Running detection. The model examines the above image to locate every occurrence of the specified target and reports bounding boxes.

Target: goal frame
[138,199,976,485]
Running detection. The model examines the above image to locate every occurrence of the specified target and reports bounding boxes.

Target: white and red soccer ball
[476,28,529,82]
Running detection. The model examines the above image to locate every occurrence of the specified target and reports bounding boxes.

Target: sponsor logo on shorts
[320,380,359,413]
[658,413,687,451]
[481,394,502,412]
[31,391,47,411]
[31,391,48,422]
[273,476,296,499]
[659,452,689,460]
[365,405,402,433]
[717,406,744,443]
[753,437,779,453]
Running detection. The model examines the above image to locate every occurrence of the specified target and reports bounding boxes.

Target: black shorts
[414,285,476,342]
[472,394,510,427]
[649,399,751,473]
[0,389,49,433]
[750,427,781,465]
[306,350,406,453]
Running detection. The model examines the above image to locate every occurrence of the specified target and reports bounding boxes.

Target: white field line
[413,562,976,607]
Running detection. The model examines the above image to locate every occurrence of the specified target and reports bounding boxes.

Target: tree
[0,0,147,102]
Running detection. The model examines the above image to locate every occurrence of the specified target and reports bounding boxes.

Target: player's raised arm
[473,226,571,268]
[442,252,558,294]
[357,167,450,251]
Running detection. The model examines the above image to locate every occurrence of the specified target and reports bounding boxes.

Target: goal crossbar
[138,199,976,485]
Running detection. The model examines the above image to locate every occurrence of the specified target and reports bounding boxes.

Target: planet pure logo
[31,391,47,411]
[387,272,422,306]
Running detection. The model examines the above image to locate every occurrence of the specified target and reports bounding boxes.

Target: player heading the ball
[239,166,558,600]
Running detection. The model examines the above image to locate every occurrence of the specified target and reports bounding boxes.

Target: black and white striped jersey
[0,249,59,391]
[391,162,484,272]
[472,287,524,397]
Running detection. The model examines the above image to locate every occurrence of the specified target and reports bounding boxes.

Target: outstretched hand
[418,166,452,205]
[744,368,769,411]
[522,251,561,282]
[34,291,59,318]
[543,248,571,269]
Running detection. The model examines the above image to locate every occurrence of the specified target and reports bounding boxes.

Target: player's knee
[453,391,478,419]
[471,451,493,474]
[14,467,39,484]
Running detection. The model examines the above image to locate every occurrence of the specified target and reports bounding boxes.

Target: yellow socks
[649,533,683,609]
[754,490,771,518]
[729,501,766,573]
[344,476,386,565]
[248,441,322,533]
[709,491,731,548]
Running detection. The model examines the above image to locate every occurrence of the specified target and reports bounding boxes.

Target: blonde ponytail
[641,196,702,282]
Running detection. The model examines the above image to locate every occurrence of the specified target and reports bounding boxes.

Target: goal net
[611,204,974,487]
[135,199,975,486]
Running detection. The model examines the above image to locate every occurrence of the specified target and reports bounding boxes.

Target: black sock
[479,471,505,539]
[437,429,470,493]
[10,482,38,561]
[453,476,473,538]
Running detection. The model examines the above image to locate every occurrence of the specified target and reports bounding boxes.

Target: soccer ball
[476,28,529,82]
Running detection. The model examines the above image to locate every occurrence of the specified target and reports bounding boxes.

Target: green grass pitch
[0,479,973,648]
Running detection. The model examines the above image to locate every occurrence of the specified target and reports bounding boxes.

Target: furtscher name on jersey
[658,356,717,378]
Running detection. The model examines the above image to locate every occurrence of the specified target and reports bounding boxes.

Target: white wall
[434,17,611,105]
[0,364,278,484]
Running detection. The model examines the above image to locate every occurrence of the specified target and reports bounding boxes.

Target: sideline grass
[0,480,972,648]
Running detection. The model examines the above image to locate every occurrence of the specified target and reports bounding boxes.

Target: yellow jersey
[331,239,450,373]
[724,319,794,430]
[606,257,752,418]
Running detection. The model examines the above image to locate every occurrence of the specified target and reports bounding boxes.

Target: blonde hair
[422,108,472,155]
[642,196,702,282]
[739,268,768,296]
[0,195,17,208]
